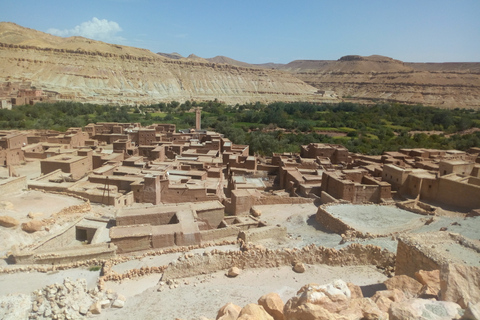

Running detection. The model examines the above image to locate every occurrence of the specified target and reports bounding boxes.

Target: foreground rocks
[212,266,480,320]
[0,215,19,228]
[0,278,125,320]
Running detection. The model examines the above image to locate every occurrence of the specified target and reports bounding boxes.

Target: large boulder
[415,269,441,298]
[237,304,273,320]
[440,263,480,309]
[384,275,422,298]
[258,293,285,320]
[21,220,44,233]
[462,301,480,320]
[293,262,305,274]
[371,289,406,313]
[227,267,242,278]
[347,283,363,299]
[389,298,462,320]
[216,302,242,320]
[0,215,19,228]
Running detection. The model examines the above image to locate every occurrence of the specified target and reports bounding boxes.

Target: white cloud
[47,17,125,43]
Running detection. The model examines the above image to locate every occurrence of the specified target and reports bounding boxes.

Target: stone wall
[160,243,394,280]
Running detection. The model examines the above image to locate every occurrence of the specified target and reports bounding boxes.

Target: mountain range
[1,22,479,108]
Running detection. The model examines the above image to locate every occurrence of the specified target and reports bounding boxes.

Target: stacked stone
[28,278,125,319]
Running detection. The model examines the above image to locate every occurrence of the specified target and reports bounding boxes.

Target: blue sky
[1,0,479,63]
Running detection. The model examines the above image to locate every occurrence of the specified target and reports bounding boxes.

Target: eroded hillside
[0,22,321,105]
[274,55,480,109]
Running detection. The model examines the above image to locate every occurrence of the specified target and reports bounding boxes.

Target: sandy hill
[0,22,320,105]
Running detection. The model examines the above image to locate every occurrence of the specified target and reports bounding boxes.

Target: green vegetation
[88,265,102,272]
[1,100,479,156]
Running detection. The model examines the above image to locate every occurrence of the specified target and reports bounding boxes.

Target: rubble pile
[9,278,125,319]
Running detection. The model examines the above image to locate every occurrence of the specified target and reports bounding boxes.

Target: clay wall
[200,226,241,242]
[152,232,175,248]
[116,210,177,227]
[114,234,152,253]
[0,176,27,194]
[0,148,24,165]
[316,205,356,236]
[382,164,411,191]
[320,191,339,204]
[253,195,314,206]
[0,132,27,149]
[88,175,139,193]
[433,176,480,209]
[160,182,218,204]
[230,189,257,215]
[395,237,441,278]
[40,156,90,180]
[195,205,225,229]
[238,226,287,243]
[353,185,381,203]
[13,243,116,265]
[143,175,161,205]
[33,218,82,251]
[321,172,355,202]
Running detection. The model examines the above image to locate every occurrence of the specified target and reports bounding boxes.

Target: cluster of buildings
[0,81,56,109]
[2,110,480,262]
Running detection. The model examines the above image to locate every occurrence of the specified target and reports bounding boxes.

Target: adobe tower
[195,107,201,130]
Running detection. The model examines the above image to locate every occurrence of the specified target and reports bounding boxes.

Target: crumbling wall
[0,176,26,194]
[161,243,394,280]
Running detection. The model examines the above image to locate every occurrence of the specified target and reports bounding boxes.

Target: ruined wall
[395,236,441,278]
[160,243,394,280]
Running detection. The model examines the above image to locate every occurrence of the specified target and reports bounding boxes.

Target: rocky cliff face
[274,55,480,109]
[0,22,319,105]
